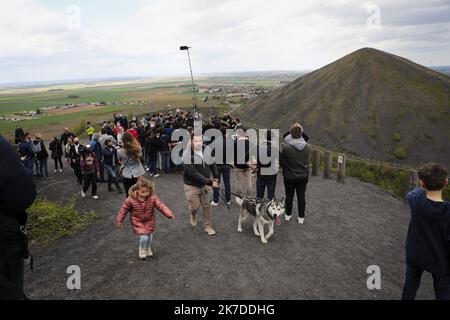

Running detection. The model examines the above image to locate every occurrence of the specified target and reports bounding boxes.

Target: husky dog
[235,196,285,244]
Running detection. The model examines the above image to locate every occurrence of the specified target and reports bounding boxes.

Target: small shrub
[27,198,101,246]
[68,95,80,99]
[395,147,407,159]
[393,132,401,142]
[346,160,410,198]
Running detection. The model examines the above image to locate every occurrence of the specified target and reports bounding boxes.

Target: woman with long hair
[118,132,146,196]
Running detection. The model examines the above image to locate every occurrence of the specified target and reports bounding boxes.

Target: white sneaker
[81,190,86,198]
[59,169,63,173]
[146,167,150,172]
[92,195,99,200]
[153,174,160,178]
[149,173,154,177]
[298,217,305,224]
[147,247,153,257]
[285,215,292,222]
[53,169,58,173]
[210,201,219,207]
[226,201,231,206]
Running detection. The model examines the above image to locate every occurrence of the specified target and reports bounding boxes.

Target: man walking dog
[182,133,219,236]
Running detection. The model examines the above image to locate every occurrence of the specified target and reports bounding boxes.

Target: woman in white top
[118,132,146,197]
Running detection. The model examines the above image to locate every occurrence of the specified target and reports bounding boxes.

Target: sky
[0,0,449,83]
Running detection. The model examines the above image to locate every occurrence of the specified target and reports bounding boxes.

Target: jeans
[39,158,48,177]
[161,151,171,172]
[256,175,277,200]
[138,234,153,252]
[104,165,121,191]
[284,178,308,218]
[23,159,33,177]
[147,153,158,175]
[82,172,97,196]
[53,156,63,170]
[213,165,231,203]
[401,262,450,300]
[33,158,39,176]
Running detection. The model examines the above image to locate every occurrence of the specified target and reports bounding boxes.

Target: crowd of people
[3,108,449,300]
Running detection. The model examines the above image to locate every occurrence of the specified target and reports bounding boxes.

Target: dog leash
[229,191,272,204]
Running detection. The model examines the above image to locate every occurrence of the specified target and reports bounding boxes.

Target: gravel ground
[24,161,435,299]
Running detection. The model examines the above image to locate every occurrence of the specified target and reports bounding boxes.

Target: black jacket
[49,140,63,158]
[0,135,36,299]
[102,146,119,166]
[405,188,450,275]
[35,141,49,160]
[233,137,251,169]
[257,143,279,179]
[183,147,219,188]
[0,135,37,223]
[60,131,75,146]
[15,128,24,140]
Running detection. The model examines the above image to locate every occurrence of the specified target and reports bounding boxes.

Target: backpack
[32,141,42,154]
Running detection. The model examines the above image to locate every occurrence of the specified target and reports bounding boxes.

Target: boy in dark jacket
[402,163,450,300]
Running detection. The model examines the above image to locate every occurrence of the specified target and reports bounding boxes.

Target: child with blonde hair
[116,178,175,259]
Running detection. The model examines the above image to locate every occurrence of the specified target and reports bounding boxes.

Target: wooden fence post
[337,154,346,183]
[312,149,320,176]
[324,151,332,179]
[409,171,419,190]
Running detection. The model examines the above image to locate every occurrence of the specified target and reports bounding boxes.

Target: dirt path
[24,161,435,300]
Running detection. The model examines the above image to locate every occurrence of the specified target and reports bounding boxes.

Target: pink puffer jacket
[116,194,173,235]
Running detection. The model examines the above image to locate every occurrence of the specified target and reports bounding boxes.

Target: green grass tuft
[27,198,101,246]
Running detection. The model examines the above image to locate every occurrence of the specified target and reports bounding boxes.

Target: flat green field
[0,74,297,141]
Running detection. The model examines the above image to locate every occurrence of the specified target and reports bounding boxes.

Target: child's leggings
[138,234,153,251]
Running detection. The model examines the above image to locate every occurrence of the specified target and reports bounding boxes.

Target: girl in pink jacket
[116,178,175,259]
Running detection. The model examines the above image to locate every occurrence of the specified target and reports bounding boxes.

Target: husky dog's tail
[235,196,244,206]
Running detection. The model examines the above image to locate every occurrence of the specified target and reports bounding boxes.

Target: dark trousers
[53,156,63,170]
[147,153,158,175]
[39,159,48,177]
[256,175,277,200]
[23,159,33,177]
[284,178,308,218]
[82,172,97,196]
[213,165,231,203]
[98,161,105,181]
[402,262,450,300]
[161,151,171,173]
[0,243,25,300]
[122,177,138,198]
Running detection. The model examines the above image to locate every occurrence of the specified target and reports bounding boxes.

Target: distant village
[0,101,150,122]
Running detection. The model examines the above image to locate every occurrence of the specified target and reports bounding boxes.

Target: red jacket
[116,194,173,235]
